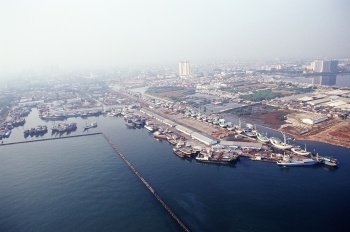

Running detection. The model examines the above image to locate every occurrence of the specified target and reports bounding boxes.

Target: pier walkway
[102,134,190,232]
[0,132,102,146]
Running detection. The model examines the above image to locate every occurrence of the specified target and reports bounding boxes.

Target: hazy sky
[0,0,349,75]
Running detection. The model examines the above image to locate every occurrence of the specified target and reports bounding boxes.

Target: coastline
[254,122,350,149]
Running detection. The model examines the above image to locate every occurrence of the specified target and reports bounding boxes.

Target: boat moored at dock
[269,133,293,150]
[277,155,319,166]
[256,133,269,143]
[319,156,338,168]
[84,122,97,130]
[144,125,155,132]
[291,146,310,156]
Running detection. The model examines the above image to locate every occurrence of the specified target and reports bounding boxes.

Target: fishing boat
[319,156,338,168]
[277,158,318,166]
[291,145,310,156]
[235,118,243,134]
[256,133,269,143]
[270,133,293,150]
[173,148,185,158]
[84,122,97,130]
[125,119,135,128]
[144,125,155,132]
[179,147,193,156]
[195,147,238,164]
[24,129,30,137]
[167,138,178,145]
[277,155,318,166]
[244,129,257,137]
[153,131,167,140]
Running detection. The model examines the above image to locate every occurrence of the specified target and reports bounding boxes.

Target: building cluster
[306,60,339,74]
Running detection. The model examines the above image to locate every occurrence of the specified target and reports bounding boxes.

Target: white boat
[84,122,97,130]
[269,133,293,150]
[144,125,154,132]
[256,133,269,143]
[291,145,310,156]
[277,158,318,166]
[107,112,116,117]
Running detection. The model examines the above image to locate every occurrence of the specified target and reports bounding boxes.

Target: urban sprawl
[1,59,350,168]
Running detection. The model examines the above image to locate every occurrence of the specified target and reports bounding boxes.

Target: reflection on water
[312,75,337,86]
[287,74,350,88]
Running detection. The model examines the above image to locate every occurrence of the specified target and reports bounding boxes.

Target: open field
[146,86,195,101]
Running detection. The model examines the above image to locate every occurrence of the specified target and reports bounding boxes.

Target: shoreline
[253,122,350,149]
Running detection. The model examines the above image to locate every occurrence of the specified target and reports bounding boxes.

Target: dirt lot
[232,104,289,129]
[308,120,350,148]
[246,111,289,129]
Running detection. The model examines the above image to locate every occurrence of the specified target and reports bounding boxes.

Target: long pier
[0,132,102,146]
[102,134,190,232]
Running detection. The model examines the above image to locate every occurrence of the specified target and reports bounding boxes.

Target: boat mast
[282,132,287,144]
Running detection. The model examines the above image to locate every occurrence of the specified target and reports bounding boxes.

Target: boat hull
[277,161,318,166]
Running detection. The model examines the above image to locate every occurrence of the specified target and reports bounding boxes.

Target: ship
[195,147,238,164]
[244,129,257,137]
[173,148,185,158]
[51,123,77,134]
[179,147,193,157]
[36,125,48,134]
[256,133,269,143]
[4,129,11,138]
[167,138,178,145]
[269,133,293,150]
[196,152,238,164]
[319,156,338,168]
[291,145,310,156]
[277,155,318,166]
[84,122,97,130]
[153,131,167,140]
[24,129,30,137]
[125,119,135,128]
[67,123,77,132]
[144,125,154,132]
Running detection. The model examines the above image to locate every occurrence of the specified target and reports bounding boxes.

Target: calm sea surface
[1,109,350,232]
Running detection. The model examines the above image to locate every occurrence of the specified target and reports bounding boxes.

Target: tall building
[179,61,190,78]
[310,60,338,73]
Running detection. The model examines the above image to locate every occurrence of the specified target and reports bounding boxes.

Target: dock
[0,132,102,146]
[102,134,190,232]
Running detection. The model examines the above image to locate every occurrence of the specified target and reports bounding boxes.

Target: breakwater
[102,134,190,232]
[0,132,102,146]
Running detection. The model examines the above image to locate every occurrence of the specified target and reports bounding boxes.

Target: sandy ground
[307,120,350,148]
